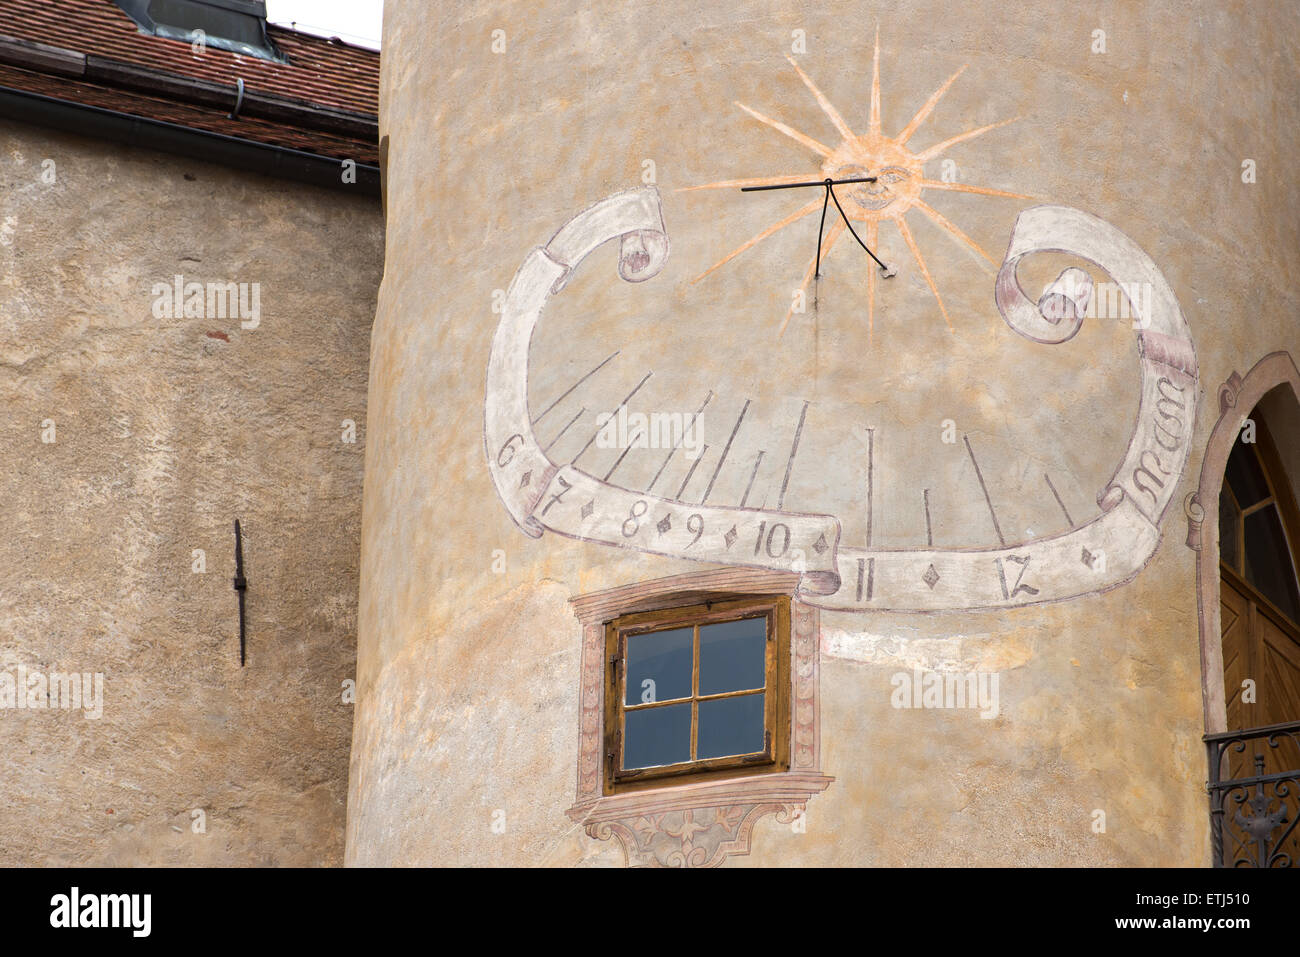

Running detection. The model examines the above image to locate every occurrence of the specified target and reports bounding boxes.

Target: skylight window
[113,0,286,62]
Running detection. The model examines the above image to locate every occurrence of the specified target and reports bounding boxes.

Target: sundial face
[484,36,1199,613]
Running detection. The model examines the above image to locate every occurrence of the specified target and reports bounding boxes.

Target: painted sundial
[484,36,1199,613]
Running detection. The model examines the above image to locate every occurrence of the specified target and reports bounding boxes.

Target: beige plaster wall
[0,123,383,865]
[349,0,1299,866]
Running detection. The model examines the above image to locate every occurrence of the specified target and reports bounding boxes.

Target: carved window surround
[566,568,833,867]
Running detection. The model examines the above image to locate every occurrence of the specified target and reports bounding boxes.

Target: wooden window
[603,596,790,793]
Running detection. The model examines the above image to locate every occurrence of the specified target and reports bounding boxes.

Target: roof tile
[0,0,378,161]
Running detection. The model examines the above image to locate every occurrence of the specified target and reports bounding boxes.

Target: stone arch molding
[1186,352,1300,734]
[485,187,1199,612]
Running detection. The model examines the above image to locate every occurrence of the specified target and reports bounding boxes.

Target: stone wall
[0,123,383,865]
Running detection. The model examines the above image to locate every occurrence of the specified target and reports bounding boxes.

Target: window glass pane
[150,0,265,46]
[1243,504,1300,623]
[697,693,765,759]
[1219,484,1241,571]
[1225,438,1270,509]
[623,702,691,769]
[625,626,693,706]
[699,616,766,695]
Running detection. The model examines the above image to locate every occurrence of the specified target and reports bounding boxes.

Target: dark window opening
[1220,423,1300,625]
[112,0,286,63]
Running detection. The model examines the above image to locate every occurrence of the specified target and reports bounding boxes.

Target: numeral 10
[753,520,791,559]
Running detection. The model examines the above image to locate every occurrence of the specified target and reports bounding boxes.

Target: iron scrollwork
[1204,720,1300,867]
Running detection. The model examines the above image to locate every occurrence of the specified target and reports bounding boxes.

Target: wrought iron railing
[1205,719,1300,867]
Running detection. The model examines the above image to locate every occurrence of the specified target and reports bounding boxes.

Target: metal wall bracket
[233,519,248,666]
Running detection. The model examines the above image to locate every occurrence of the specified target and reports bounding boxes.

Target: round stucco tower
[347,1,1300,866]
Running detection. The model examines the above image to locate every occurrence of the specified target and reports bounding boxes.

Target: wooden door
[1217,417,1300,864]
[1220,565,1300,777]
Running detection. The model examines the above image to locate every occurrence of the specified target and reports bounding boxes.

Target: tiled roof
[0,0,378,163]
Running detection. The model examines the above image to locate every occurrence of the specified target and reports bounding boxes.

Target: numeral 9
[686,514,704,547]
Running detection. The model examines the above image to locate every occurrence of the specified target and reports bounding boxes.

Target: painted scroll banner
[484,191,1198,611]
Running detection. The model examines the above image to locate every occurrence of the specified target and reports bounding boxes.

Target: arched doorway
[1217,407,1300,752]
[1190,353,1300,866]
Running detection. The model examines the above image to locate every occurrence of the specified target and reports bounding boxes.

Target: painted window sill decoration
[567,570,832,868]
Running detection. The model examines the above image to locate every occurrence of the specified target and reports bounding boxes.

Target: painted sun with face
[684,31,1030,340]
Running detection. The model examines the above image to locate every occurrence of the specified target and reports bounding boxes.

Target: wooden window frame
[603,595,791,794]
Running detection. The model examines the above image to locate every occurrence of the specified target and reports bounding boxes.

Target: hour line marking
[866,426,875,547]
[777,400,809,510]
[923,488,933,546]
[571,371,653,466]
[701,399,751,505]
[739,450,766,507]
[543,406,585,455]
[963,434,1006,546]
[675,445,710,501]
[531,350,620,425]
[646,390,713,493]
[855,556,874,601]
[1044,472,1074,527]
[602,430,643,482]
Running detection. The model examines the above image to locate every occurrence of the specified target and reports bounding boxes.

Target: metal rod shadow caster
[742,176,898,279]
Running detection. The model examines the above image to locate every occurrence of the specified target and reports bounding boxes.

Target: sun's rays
[914,116,1020,162]
[680,173,824,192]
[868,25,882,137]
[895,66,965,145]
[912,198,996,271]
[779,219,845,338]
[895,215,952,333]
[865,219,878,346]
[785,55,854,142]
[918,180,1032,200]
[733,101,832,158]
[681,30,1030,340]
[694,196,824,284]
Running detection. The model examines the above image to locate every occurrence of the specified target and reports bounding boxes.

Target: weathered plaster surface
[349,0,1299,865]
[0,124,383,865]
